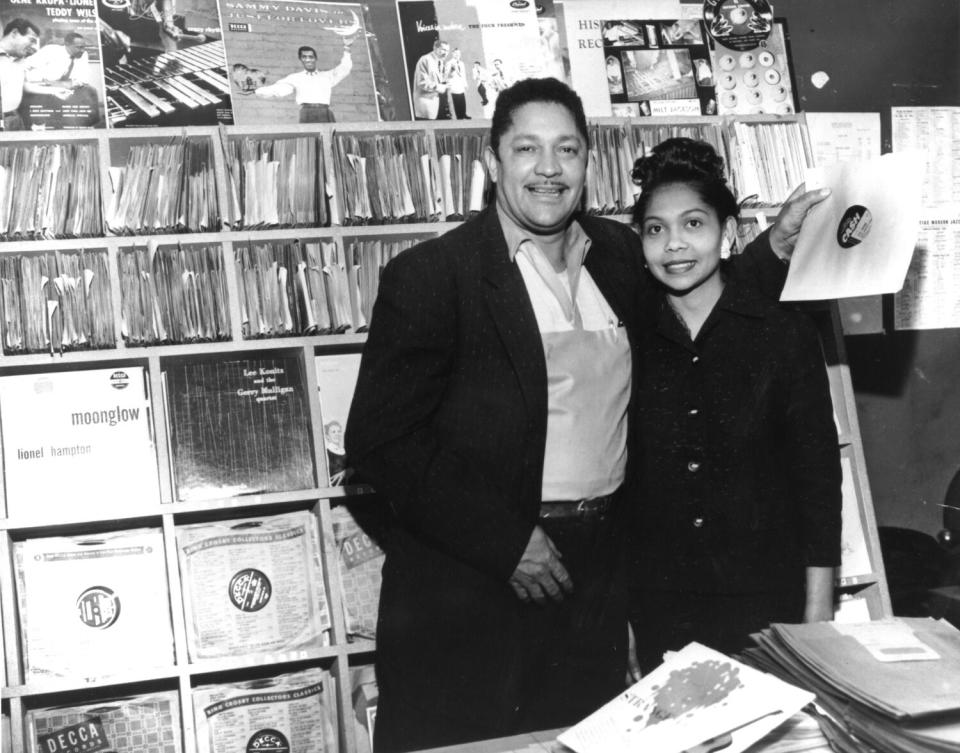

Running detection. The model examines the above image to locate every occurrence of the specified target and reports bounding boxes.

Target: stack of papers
[558,642,814,753]
[743,618,960,752]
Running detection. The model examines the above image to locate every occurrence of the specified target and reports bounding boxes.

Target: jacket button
[688,408,699,416]
[693,517,705,528]
[692,355,700,363]
[687,461,701,472]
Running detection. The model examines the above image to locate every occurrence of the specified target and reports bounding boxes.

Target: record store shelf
[0,114,891,753]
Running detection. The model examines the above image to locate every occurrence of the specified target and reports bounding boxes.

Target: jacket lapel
[477,209,548,420]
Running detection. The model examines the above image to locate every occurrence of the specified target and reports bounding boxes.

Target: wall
[776,0,960,537]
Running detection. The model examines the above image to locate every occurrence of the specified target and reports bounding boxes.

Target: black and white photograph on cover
[603,18,718,117]
[315,352,361,486]
[219,0,381,125]
[0,0,106,129]
[98,0,232,127]
[397,0,546,122]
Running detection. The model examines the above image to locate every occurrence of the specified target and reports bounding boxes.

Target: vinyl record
[703,0,773,50]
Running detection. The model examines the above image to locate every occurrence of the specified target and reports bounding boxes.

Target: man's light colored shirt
[0,52,25,112]
[255,51,351,105]
[25,45,90,85]
[500,210,631,500]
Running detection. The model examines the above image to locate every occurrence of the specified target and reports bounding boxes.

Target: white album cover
[18,530,174,682]
[0,367,160,521]
[781,151,924,301]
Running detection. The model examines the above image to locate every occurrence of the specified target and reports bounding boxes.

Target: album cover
[315,352,360,486]
[350,665,378,753]
[193,667,337,753]
[332,504,384,639]
[17,529,175,682]
[98,0,233,127]
[396,0,544,121]
[219,0,381,125]
[26,691,182,753]
[177,510,331,660]
[163,353,316,501]
[560,0,681,117]
[0,0,107,129]
[0,366,161,520]
[602,18,717,117]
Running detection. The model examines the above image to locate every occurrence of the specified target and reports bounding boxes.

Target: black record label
[703,0,773,50]
[837,206,872,249]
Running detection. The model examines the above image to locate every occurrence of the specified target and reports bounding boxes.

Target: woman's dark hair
[631,137,740,226]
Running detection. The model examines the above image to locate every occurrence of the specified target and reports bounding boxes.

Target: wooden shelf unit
[0,114,890,753]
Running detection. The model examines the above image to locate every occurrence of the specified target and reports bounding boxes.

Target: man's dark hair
[3,18,40,38]
[64,32,85,45]
[297,45,317,58]
[489,77,588,156]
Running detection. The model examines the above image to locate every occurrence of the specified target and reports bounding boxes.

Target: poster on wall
[708,20,795,116]
[0,0,107,129]
[98,0,233,127]
[560,0,682,117]
[601,17,717,118]
[219,0,383,125]
[396,0,545,122]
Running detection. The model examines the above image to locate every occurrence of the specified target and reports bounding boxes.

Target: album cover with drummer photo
[0,0,107,130]
[97,0,234,127]
[218,0,381,126]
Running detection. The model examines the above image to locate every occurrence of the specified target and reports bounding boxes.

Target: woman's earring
[720,236,732,259]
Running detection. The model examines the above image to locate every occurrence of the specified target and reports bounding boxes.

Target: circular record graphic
[837,205,872,248]
[229,568,272,612]
[247,729,290,753]
[703,0,774,50]
[77,585,121,629]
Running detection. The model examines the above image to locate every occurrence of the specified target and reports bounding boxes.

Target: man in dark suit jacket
[346,78,829,752]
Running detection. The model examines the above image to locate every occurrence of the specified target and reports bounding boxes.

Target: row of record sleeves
[0,356,365,517]
[10,666,376,753]
[1,0,798,131]
[5,505,384,751]
[10,509,383,681]
[0,119,811,240]
[0,237,417,354]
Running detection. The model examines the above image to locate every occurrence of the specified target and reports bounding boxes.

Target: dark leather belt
[539,492,616,519]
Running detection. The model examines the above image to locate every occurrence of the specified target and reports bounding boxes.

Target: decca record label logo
[109,370,130,390]
[77,586,121,629]
[38,718,109,753]
[837,205,872,248]
[229,568,272,612]
[247,729,290,753]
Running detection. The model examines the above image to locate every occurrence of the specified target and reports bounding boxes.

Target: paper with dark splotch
[557,642,813,753]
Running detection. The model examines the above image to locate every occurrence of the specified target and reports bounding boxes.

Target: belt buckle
[575,498,589,516]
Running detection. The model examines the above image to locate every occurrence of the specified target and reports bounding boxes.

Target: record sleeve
[193,667,338,753]
[26,691,182,753]
[177,511,331,660]
[0,366,160,520]
[781,151,925,301]
[350,665,378,753]
[16,529,175,682]
[163,353,316,501]
[332,505,383,639]
[0,0,107,129]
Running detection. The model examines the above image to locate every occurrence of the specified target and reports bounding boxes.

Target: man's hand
[508,525,573,605]
[768,184,832,261]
